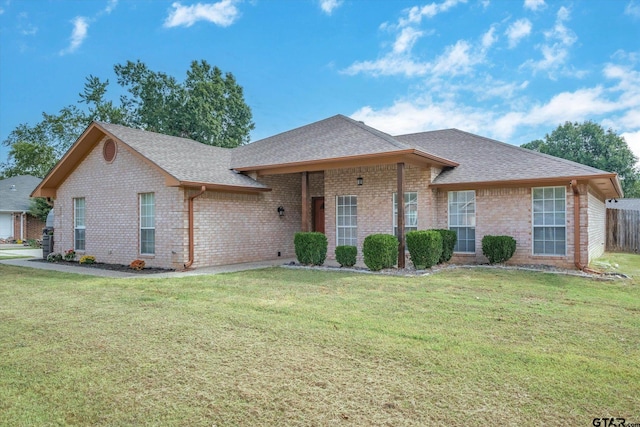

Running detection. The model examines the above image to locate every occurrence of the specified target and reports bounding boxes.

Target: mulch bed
[29,258,175,274]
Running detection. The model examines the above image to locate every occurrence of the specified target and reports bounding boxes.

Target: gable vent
[103,139,117,163]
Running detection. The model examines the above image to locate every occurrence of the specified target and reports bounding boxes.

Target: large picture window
[448,190,476,253]
[532,187,566,255]
[336,195,357,247]
[140,193,155,255]
[73,198,85,251]
[393,192,418,237]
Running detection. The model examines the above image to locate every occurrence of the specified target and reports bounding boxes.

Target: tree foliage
[29,197,53,223]
[521,121,640,197]
[1,60,254,178]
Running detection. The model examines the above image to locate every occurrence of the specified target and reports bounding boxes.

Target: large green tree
[1,60,254,178]
[521,121,640,197]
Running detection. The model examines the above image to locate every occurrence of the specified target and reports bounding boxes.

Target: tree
[522,121,640,197]
[1,60,254,178]
[29,197,53,223]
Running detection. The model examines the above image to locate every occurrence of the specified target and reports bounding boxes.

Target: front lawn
[0,264,638,425]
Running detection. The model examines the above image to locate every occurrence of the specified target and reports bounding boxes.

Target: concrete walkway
[0,247,297,278]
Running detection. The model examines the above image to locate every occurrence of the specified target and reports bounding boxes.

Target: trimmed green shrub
[335,245,357,267]
[482,235,517,264]
[294,232,328,266]
[432,229,457,263]
[406,230,443,269]
[363,234,398,271]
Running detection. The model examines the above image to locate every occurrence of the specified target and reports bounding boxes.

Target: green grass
[1,261,639,426]
[591,252,640,281]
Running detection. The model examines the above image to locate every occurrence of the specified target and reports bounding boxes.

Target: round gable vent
[103,139,117,163]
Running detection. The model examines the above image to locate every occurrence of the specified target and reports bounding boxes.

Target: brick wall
[54,136,183,268]
[188,173,302,267]
[324,164,432,259]
[10,213,44,241]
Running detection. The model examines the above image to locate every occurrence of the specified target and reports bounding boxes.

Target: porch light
[277,206,285,216]
[357,177,363,186]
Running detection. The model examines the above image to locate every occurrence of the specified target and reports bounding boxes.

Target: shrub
[130,259,146,270]
[63,249,76,261]
[432,229,457,263]
[79,255,96,264]
[482,235,517,264]
[406,230,442,269]
[363,234,398,271]
[294,232,328,266]
[335,245,357,267]
[46,252,62,262]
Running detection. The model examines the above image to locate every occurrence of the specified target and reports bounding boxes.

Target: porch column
[301,172,309,232]
[397,162,405,268]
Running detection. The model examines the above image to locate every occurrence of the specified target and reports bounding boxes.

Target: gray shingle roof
[96,122,268,190]
[0,175,42,212]
[231,115,415,169]
[395,129,613,185]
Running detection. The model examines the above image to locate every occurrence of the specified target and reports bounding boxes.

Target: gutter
[183,185,207,269]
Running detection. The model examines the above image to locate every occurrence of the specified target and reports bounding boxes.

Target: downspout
[570,180,591,272]
[184,185,206,269]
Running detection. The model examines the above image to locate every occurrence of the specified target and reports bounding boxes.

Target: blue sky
[1,0,639,166]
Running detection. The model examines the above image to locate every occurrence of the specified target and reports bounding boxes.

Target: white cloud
[319,0,342,15]
[625,1,640,19]
[342,55,430,77]
[621,131,640,167]
[103,0,118,14]
[524,0,545,11]
[393,27,424,54]
[396,0,467,28]
[59,16,89,55]
[522,7,577,77]
[482,26,497,49]
[164,0,240,28]
[505,18,531,48]
[432,40,481,76]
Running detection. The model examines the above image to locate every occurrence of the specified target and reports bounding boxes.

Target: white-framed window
[73,198,85,251]
[532,187,566,255]
[140,193,155,255]
[393,192,418,237]
[336,195,357,247]
[448,190,476,253]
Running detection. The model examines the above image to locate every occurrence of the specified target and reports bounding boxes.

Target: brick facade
[10,213,45,242]
[52,138,605,270]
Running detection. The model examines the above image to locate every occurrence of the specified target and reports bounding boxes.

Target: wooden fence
[606,209,640,253]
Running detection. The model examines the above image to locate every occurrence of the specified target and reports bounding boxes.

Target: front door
[312,197,325,234]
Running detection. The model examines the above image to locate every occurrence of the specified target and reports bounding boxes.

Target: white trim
[448,190,476,253]
[336,195,357,247]
[531,186,566,256]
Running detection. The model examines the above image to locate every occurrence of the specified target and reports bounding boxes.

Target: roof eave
[176,181,271,194]
[233,149,458,175]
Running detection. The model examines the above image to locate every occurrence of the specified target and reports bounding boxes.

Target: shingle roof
[0,175,42,212]
[231,114,416,169]
[96,122,268,190]
[396,129,614,185]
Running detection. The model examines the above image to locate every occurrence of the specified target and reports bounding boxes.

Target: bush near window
[79,255,96,264]
[63,249,76,262]
[335,245,357,267]
[406,230,443,269]
[482,235,517,264]
[432,229,457,263]
[46,253,62,262]
[363,234,398,271]
[130,259,146,271]
[294,232,328,266]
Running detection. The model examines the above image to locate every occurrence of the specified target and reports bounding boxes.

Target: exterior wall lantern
[357,177,363,186]
[277,206,285,216]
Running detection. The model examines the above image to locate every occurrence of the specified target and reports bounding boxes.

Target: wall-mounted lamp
[356,177,363,186]
[277,206,285,216]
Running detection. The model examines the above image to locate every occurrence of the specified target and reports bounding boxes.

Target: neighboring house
[32,115,623,270]
[0,175,45,241]
[606,198,640,211]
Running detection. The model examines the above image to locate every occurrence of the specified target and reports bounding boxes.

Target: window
[532,187,566,255]
[448,190,476,253]
[140,193,155,255]
[393,192,418,237]
[336,195,357,246]
[74,198,85,251]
